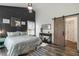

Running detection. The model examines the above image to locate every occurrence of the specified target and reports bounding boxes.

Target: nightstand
[0,38,5,48]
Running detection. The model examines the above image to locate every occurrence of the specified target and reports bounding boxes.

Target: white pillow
[7,32,20,37]
[20,32,27,35]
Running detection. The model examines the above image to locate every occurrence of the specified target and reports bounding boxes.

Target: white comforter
[4,35,42,56]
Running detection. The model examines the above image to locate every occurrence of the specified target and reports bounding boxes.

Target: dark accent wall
[0,5,35,37]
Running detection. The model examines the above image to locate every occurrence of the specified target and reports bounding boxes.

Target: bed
[4,32,42,56]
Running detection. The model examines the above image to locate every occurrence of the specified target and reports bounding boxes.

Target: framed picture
[3,18,10,24]
[15,21,21,27]
[11,17,21,27]
[21,21,26,25]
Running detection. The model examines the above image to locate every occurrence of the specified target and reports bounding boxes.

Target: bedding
[4,35,42,56]
[7,32,20,37]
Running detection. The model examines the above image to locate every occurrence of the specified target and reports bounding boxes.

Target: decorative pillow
[20,32,27,35]
[7,32,20,37]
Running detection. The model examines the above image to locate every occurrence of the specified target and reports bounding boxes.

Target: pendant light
[28,3,33,13]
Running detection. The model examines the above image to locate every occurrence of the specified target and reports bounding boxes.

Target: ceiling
[0,3,28,8]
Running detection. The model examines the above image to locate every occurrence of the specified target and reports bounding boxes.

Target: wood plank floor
[0,43,79,56]
[65,40,77,49]
[48,44,78,56]
[65,40,77,56]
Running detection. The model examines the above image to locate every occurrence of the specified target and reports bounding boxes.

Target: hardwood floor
[28,42,78,56]
[65,40,77,56]
[65,40,77,49]
[49,44,78,56]
[0,42,79,56]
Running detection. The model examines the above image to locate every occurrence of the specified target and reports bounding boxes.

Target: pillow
[7,32,20,37]
[20,32,27,35]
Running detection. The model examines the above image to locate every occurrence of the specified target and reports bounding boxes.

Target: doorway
[54,16,77,50]
[65,16,77,50]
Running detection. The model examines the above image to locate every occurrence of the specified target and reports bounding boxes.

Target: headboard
[0,5,35,37]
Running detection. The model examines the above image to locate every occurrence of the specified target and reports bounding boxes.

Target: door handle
[63,31,64,36]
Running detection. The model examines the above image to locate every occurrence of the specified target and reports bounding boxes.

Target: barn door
[54,17,65,47]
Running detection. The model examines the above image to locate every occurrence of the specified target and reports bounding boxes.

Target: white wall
[32,3,79,43]
[77,15,79,50]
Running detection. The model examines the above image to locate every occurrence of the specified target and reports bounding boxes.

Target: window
[27,21,35,35]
